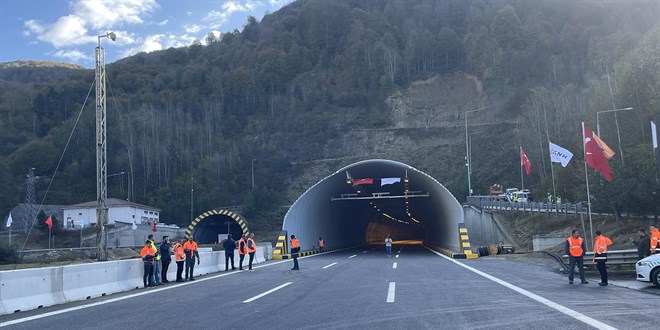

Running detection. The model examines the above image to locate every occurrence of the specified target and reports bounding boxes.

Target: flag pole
[49,226,52,249]
[582,122,594,251]
[548,142,557,215]
[8,226,11,246]
[520,146,525,190]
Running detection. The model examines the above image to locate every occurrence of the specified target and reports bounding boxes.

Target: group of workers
[565,225,660,286]
[140,235,200,288]
[221,233,257,271]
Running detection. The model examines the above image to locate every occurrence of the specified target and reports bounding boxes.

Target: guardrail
[560,249,639,270]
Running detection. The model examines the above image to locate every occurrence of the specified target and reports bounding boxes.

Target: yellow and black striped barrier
[458,223,478,259]
[185,209,250,239]
[272,231,288,259]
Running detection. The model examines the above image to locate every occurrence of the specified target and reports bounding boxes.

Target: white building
[62,198,160,229]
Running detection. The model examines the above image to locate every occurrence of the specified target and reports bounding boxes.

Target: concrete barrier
[62,261,123,302]
[0,250,271,315]
[0,267,65,313]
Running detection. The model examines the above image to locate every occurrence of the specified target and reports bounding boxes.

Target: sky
[0,0,292,68]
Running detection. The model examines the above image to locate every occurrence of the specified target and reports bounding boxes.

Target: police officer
[290,234,300,270]
[564,230,588,284]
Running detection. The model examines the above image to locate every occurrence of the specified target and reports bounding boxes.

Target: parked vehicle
[636,254,660,287]
[505,188,519,202]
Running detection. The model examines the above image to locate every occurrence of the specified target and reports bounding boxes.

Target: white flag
[6,213,12,228]
[132,222,137,230]
[549,141,574,167]
[652,121,658,149]
[381,178,401,186]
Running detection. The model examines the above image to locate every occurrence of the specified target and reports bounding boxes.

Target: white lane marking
[386,282,396,303]
[395,255,399,258]
[243,282,292,303]
[424,246,618,330]
[362,250,368,254]
[348,255,357,259]
[392,262,397,269]
[322,262,338,269]
[0,247,356,327]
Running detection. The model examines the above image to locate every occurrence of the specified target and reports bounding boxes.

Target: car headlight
[638,261,650,267]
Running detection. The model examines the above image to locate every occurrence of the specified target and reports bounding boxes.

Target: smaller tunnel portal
[186,210,251,244]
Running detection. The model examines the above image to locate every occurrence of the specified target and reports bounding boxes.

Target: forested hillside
[1,0,659,231]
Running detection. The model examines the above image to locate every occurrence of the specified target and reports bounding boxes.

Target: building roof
[62,198,160,212]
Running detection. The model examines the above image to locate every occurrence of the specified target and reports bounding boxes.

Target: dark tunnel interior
[282,159,463,252]
[192,215,244,244]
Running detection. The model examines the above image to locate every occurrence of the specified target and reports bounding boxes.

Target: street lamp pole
[95,31,116,262]
[596,107,633,166]
[465,107,487,196]
[251,159,257,189]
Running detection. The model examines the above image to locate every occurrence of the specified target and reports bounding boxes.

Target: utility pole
[95,32,116,262]
[26,168,37,228]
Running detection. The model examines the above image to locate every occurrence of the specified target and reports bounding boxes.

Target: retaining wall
[0,247,269,315]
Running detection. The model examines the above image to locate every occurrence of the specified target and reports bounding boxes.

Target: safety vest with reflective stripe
[650,228,660,253]
[173,243,185,262]
[238,238,247,255]
[291,238,300,249]
[183,240,198,258]
[246,238,256,253]
[593,235,612,261]
[567,237,584,257]
[141,245,156,265]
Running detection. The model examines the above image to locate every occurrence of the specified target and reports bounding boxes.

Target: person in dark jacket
[159,236,172,283]
[223,234,237,271]
[631,229,651,260]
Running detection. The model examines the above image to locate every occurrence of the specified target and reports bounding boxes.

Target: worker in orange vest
[593,230,613,286]
[564,230,588,284]
[237,235,247,270]
[290,234,300,270]
[650,225,660,254]
[183,236,199,281]
[140,240,156,288]
[247,233,257,272]
[173,239,186,282]
[318,237,325,252]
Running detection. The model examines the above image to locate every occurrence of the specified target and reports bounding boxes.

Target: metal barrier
[561,249,640,269]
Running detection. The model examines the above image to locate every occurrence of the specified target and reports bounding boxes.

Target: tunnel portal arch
[186,209,250,244]
[282,159,463,252]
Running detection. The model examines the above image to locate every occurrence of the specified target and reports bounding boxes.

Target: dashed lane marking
[362,251,368,254]
[395,255,399,258]
[424,246,617,330]
[0,247,355,327]
[392,262,397,269]
[348,255,357,259]
[322,262,338,269]
[386,282,396,303]
[243,282,292,303]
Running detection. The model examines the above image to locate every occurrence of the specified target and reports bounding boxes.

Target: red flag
[520,147,531,175]
[152,223,157,232]
[45,215,53,229]
[583,124,614,182]
[352,178,374,187]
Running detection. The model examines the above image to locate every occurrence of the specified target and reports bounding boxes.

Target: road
[2,244,658,329]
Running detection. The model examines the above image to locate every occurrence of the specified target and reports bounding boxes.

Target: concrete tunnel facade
[282,159,464,252]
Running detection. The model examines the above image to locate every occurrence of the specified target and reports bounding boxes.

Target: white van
[513,191,529,203]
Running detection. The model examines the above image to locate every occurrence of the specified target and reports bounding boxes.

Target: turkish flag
[352,178,374,187]
[520,147,531,175]
[583,123,614,182]
[45,215,53,229]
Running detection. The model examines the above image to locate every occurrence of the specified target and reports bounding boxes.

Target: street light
[596,107,633,166]
[465,107,488,196]
[469,131,485,178]
[251,158,257,189]
[108,171,125,199]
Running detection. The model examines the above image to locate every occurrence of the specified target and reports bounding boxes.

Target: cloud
[72,0,159,29]
[204,0,260,29]
[50,49,92,62]
[155,19,168,26]
[121,34,164,57]
[184,24,202,33]
[22,0,158,48]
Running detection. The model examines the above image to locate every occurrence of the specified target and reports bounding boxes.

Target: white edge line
[348,255,357,259]
[242,282,292,303]
[386,282,396,303]
[395,255,399,258]
[0,246,356,327]
[423,246,618,330]
[322,262,338,269]
[392,262,397,269]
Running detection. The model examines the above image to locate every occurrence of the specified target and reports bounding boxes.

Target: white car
[636,254,660,287]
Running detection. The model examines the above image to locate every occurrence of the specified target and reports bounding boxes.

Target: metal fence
[466,196,588,217]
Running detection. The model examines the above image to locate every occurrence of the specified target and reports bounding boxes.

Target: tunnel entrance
[186,209,250,244]
[282,159,463,252]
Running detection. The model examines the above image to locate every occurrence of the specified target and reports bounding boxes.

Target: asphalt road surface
[2,244,658,329]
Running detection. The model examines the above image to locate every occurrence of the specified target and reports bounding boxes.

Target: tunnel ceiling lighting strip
[404,177,421,224]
